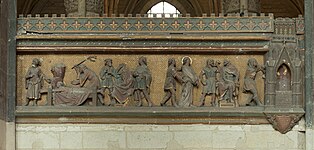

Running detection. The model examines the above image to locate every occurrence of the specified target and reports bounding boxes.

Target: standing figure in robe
[133,57,153,107]
[99,58,115,105]
[25,58,44,106]
[111,63,134,105]
[178,56,199,107]
[160,58,179,107]
[199,59,218,107]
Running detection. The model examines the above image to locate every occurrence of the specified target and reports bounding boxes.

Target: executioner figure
[160,58,179,107]
[25,58,44,106]
[70,60,103,105]
[133,56,153,107]
[199,59,219,107]
[99,58,116,105]
[243,58,265,106]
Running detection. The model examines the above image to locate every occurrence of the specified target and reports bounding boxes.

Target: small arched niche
[276,64,291,91]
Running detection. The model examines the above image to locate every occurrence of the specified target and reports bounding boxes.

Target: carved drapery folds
[16,14,306,134]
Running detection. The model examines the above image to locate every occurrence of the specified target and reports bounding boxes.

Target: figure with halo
[177,56,199,107]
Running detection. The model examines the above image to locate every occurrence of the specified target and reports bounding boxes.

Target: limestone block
[16,132,38,149]
[35,125,67,132]
[16,124,35,132]
[151,125,169,131]
[173,131,212,148]
[169,124,216,131]
[66,125,81,131]
[217,125,244,131]
[60,132,83,149]
[16,131,60,149]
[124,125,153,131]
[82,131,126,149]
[212,131,245,149]
[126,131,172,149]
[124,125,169,132]
[237,131,304,149]
[36,132,60,149]
[81,124,124,131]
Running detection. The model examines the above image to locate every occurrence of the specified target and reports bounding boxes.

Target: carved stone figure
[111,63,134,105]
[133,57,153,107]
[25,58,44,106]
[160,58,179,107]
[50,63,66,89]
[243,58,264,106]
[71,64,100,89]
[53,82,94,106]
[199,59,218,107]
[276,64,291,91]
[177,56,199,107]
[99,59,116,105]
[54,57,102,106]
[216,60,239,107]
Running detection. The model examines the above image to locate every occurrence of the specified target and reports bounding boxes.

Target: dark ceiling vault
[17,0,304,18]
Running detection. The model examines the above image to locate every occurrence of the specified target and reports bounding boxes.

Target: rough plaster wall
[16,123,306,150]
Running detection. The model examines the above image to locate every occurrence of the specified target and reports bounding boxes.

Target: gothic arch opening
[139,0,187,16]
[146,1,181,17]
[276,64,291,91]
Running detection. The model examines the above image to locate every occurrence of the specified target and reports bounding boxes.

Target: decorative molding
[295,15,304,35]
[15,106,269,124]
[17,14,274,34]
[265,113,303,134]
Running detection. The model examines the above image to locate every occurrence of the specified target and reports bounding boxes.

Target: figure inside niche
[160,58,179,107]
[177,56,199,107]
[25,58,44,106]
[99,59,116,105]
[111,63,134,105]
[216,60,239,107]
[276,64,291,91]
[243,58,265,106]
[199,59,218,107]
[133,56,153,107]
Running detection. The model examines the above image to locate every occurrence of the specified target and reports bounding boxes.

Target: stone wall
[16,123,306,150]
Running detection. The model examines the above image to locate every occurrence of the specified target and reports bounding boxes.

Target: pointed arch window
[147,1,180,18]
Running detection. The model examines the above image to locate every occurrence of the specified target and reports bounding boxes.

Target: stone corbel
[264,109,304,134]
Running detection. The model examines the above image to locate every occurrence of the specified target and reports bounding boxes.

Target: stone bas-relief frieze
[24,58,45,106]
[243,58,265,106]
[23,56,266,108]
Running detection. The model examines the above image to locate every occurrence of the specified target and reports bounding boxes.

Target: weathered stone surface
[82,131,126,149]
[127,131,172,149]
[174,131,212,148]
[16,131,60,149]
[16,124,307,150]
[60,132,83,149]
